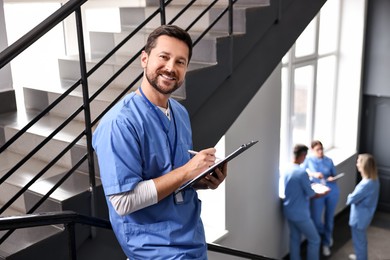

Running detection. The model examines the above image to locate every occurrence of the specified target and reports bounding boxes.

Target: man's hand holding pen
[188,149,228,190]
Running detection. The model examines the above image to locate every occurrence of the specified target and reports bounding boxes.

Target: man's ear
[140,50,148,68]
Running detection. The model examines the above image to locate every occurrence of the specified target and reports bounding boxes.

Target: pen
[187,150,199,156]
[188,150,221,160]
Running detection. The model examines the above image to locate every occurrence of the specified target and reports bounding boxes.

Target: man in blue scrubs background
[92,25,228,259]
[282,144,329,260]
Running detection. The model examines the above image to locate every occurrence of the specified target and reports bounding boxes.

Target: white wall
[209,65,287,259]
[0,0,13,92]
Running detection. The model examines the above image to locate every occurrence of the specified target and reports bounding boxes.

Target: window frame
[280,0,342,161]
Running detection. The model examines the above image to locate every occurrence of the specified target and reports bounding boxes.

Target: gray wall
[361,0,390,211]
[363,0,390,97]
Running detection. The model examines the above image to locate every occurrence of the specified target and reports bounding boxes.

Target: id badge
[174,190,184,204]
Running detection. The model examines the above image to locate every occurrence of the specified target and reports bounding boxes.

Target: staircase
[0,0,326,259]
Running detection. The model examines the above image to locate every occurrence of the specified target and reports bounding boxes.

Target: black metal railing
[0,211,111,260]
[0,211,275,260]
[0,0,237,220]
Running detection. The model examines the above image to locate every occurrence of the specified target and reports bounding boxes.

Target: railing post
[228,0,234,35]
[160,0,166,25]
[66,223,77,260]
[228,0,234,74]
[74,7,97,236]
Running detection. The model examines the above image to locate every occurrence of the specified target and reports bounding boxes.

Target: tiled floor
[323,209,390,260]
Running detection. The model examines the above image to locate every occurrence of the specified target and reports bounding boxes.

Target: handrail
[0,211,276,260]
[0,211,111,231]
[0,211,111,260]
[208,243,275,260]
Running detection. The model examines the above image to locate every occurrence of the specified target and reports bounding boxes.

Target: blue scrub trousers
[288,219,320,260]
[310,186,339,246]
[351,227,368,260]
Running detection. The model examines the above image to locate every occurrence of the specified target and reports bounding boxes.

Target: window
[280,0,341,165]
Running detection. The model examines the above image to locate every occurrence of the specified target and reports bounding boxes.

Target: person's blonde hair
[358,153,378,180]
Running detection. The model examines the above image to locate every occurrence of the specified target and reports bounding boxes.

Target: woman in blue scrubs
[347,153,380,260]
[302,140,339,256]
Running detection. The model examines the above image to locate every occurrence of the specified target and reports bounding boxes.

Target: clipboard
[331,172,345,181]
[176,140,258,193]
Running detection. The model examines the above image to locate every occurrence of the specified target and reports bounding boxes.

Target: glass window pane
[314,56,336,147]
[318,0,340,55]
[292,66,314,145]
[295,18,317,58]
[282,51,290,64]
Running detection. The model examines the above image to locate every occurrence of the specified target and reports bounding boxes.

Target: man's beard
[145,68,181,95]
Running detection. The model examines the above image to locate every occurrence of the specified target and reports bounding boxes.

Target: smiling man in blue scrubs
[92,25,228,259]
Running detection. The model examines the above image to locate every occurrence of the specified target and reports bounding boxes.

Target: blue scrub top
[283,163,315,221]
[347,178,379,230]
[303,155,339,190]
[92,93,207,259]
[303,155,336,180]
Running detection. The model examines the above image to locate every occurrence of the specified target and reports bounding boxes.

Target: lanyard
[139,87,178,168]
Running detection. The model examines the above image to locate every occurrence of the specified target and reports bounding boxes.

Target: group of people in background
[282,140,380,260]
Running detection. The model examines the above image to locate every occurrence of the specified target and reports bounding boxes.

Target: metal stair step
[1,110,87,169]
[0,150,69,213]
[146,0,269,5]
[120,1,264,33]
[23,80,133,122]
[26,170,102,213]
[58,54,144,87]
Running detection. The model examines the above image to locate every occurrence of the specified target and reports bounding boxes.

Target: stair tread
[59,53,216,68]
[1,109,87,145]
[24,79,130,103]
[146,0,270,6]
[121,2,266,12]
[118,24,231,37]
[0,204,24,217]
[0,150,68,188]
[29,170,101,201]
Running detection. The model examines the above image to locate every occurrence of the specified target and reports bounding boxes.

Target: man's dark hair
[293,144,308,159]
[144,25,193,63]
